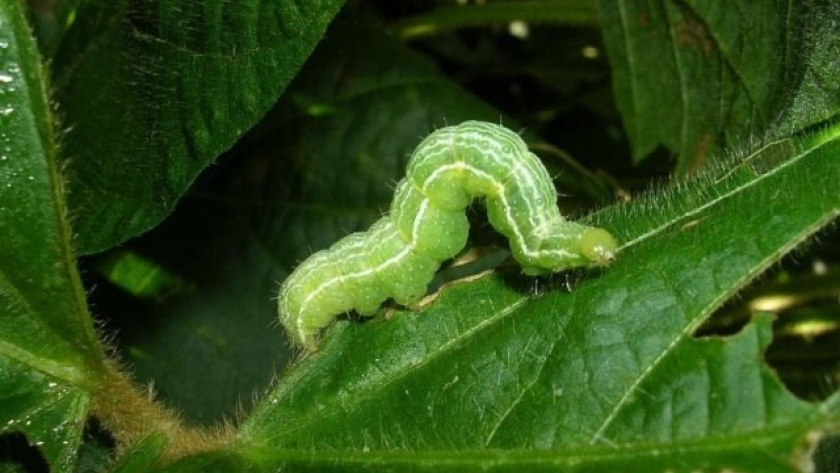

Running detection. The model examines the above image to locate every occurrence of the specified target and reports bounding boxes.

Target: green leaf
[52,0,347,254]
[0,358,89,472]
[92,249,193,302]
[0,1,103,471]
[597,0,840,173]
[230,119,840,470]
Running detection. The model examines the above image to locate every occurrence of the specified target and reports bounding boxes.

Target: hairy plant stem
[90,359,234,463]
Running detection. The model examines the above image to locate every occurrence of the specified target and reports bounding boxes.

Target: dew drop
[0,73,12,83]
[0,105,13,116]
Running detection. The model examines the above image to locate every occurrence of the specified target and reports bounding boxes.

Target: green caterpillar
[278,121,618,350]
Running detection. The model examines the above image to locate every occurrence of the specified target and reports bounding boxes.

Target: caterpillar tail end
[278,295,320,352]
[281,317,320,352]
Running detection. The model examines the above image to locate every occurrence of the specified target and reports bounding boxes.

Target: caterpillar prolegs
[278,121,618,350]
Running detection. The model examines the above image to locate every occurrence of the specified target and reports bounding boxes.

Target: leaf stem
[90,360,234,463]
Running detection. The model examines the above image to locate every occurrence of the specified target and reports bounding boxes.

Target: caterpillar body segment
[278,121,618,349]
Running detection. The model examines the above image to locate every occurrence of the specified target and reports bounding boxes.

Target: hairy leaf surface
[0,3,102,471]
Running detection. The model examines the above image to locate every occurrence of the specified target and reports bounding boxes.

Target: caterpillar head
[518,226,618,276]
[579,227,618,266]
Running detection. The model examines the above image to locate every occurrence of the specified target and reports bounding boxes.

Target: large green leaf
[0,2,103,471]
[52,0,346,254]
[597,0,840,173]
[226,120,840,470]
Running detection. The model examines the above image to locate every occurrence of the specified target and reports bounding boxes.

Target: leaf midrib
[245,411,831,464]
[618,136,814,252]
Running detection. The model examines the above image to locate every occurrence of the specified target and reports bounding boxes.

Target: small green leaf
[52,0,347,254]
[0,1,103,471]
[92,250,193,302]
[0,358,88,472]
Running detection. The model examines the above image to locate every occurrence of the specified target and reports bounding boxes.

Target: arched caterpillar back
[278,121,618,350]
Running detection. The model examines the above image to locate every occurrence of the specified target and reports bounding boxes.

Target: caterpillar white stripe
[278,121,618,350]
